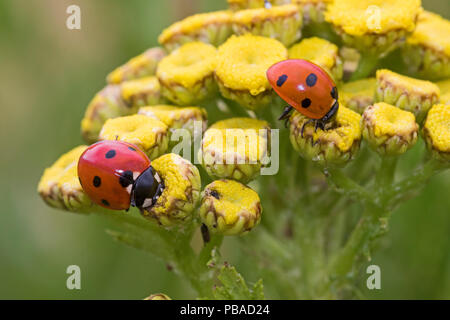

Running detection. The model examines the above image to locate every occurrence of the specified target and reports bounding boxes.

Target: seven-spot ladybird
[267,59,339,136]
[77,140,164,211]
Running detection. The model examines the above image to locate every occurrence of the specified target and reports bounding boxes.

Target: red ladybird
[267,59,339,136]
[77,140,164,210]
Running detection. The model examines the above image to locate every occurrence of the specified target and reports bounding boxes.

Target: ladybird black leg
[314,120,320,132]
[278,105,293,121]
[301,119,313,138]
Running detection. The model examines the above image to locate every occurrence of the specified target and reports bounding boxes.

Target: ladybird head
[131,166,164,209]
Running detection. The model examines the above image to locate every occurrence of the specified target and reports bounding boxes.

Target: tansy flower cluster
[38,0,450,300]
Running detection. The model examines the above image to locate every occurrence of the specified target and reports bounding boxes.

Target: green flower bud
[293,0,332,25]
[199,179,262,236]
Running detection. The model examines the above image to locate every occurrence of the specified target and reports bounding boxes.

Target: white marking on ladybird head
[154,171,161,183]
[133,172,140,180]
[142,198,153,208]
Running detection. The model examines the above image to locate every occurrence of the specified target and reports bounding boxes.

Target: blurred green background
[0,0,449,299]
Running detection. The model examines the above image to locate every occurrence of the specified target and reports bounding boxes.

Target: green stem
[324,167,372,203]
[349,52,379,81]
[388,159,448,207]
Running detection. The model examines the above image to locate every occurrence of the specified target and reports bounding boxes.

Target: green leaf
[213,264,264,300]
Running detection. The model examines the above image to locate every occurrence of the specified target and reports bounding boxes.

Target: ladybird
[77,140,164,211]
[267,59,339,136]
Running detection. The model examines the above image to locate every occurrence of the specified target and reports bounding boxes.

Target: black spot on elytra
[128,146,136,152]
[119,170,134,188]
[105,149,116,159]
[101,199,110,206]
[306,73,317,87]
[93,176,101,187]
[331,86,338,99]
[210,190,220,199]
[276,74,288,87]
[302,98,311,108]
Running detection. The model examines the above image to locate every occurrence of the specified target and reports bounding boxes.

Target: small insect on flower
[267,59,339,136]
[77,140,164,211]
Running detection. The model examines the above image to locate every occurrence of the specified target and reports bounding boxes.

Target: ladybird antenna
[264,0,272,9]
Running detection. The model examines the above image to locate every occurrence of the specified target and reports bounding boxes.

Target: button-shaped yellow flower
[228,0,291,11]
[289,37,343,82]
[325,0,421,56]
[141,153,201,226]
[403,11,450,81]
[99,114,169,160]
[81,78,163,144]
[289,106,362,166]
[362,103,419,156]
[423,104,450,162]
[199,180,262,236]
[215,34,288,110]
[120,76,162,108]
[107,47,166,84]
[232,4,302,47]
[158,11,233,52]
[139,104,207,137]
[144,293,171,300]
[339,78,376,114]
[200,117,271,183]
[375,69,440,123]
[157,42,218,106]
[293,0,333,25]
[38,146,107,213]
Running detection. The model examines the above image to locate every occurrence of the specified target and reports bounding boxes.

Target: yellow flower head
[339,78,377,114]
[232,4,302,46]
[142,153,201,226]
[157,42,218,105]
[326,0,421,36]
[158,11,233,51]
[200,117,271,183]
[144,293,171,300]
[402,11,450,80]
[375,69,440,123]
[408,11,450,58]
[138,105,207,132]
[362,103,419,155]
[99,114,169,160]
[215,34,287,109]
[293,0,333,25]
[199,179,262,236]
[326,0,421,56]
[107,47,166,84]
[423,104,450,162]
[289,37,343,81]
[228,0,291,11]
[120,76,161,107]
[81,85,133,144]
[289,106,362,166]
[38,146,104,213]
